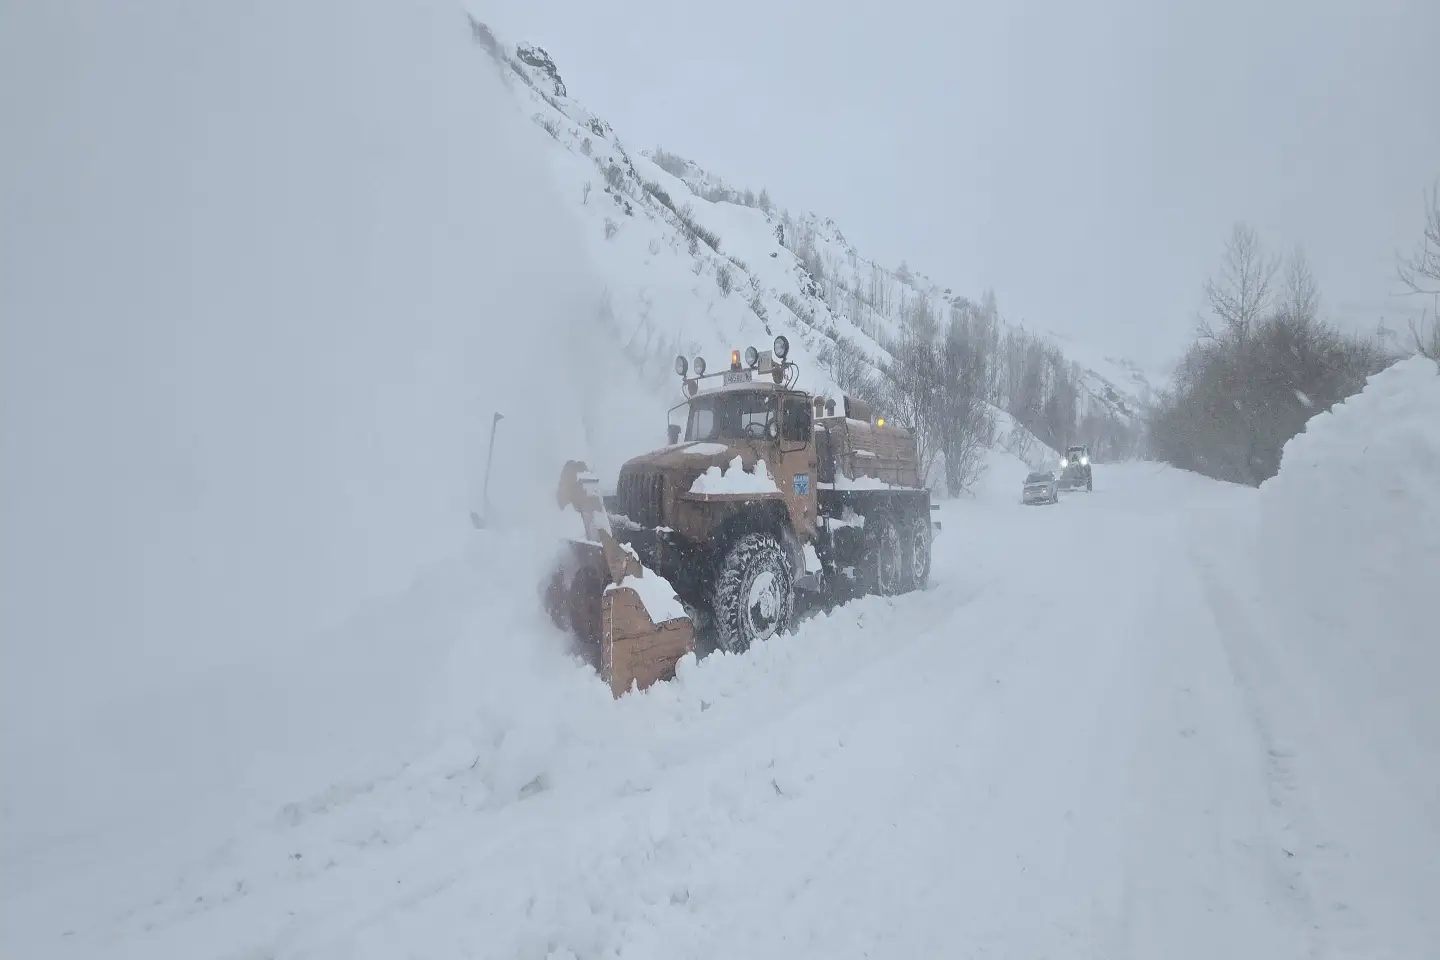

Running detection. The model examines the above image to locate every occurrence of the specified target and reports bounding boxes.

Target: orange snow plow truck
[543,335,938,697]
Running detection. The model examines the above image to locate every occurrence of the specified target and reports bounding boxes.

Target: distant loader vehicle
[1058,444,1093,492]
[544,335,938,697]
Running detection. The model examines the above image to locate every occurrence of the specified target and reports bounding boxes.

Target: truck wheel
[865,518,903,596]
[904,512,932,590]
[713,531,795,654]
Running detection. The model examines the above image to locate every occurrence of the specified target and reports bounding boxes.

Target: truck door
[777,395,818,539]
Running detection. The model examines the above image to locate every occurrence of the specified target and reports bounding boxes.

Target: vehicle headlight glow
[1059,458,1068,468]
[1080,455,1089,465]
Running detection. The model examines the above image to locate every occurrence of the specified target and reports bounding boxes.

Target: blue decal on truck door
[793,473,810,496]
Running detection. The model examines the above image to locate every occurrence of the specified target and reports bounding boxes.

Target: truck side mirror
[668,424,682,445]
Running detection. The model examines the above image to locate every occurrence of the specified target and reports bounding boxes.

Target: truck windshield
[685,390,780,442]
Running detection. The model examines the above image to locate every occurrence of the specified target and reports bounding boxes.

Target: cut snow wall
[0,0,665,869]
[1256,355,1440,787]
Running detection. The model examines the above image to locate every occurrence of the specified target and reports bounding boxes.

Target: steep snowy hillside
[1045,329,1166,414]
[472,22,1150,468]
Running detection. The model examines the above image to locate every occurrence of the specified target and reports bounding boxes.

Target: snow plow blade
[543,460,695,698]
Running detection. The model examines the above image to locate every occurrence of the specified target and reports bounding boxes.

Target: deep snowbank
[1223,355,1440,956]
[0,0,661,877]
[1257,355,1439,771]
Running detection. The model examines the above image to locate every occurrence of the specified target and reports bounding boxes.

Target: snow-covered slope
[1045,329,1166,415]
[473,24,1142,463]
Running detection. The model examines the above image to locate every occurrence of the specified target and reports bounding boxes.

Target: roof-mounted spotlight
[693,356,707,376]
[773,335,790,360]
[744,345,759,368]
[674,355,689,377]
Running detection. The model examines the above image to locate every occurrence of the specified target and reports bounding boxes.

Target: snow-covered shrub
[675,203,721,252]
[603,162,626,192]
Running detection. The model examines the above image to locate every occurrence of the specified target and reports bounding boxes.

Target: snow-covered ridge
[469,20,1152,451]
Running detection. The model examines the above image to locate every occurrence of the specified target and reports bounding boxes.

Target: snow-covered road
[10,459,1433,959]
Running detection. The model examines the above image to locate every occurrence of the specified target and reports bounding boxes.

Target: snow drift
[1196,354,1440,957]
[0,0,664,881]
[1256,355,1440,780]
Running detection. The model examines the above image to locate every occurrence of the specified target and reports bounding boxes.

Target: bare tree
[817,335,878,401]
[1397,183,1440,367]
[1201,223,1279,340]
[1397,182,1440,296]
[1414,311,1440,364]
[880,332,945,485]
[936,310,996,494]
[1280,244,1319,322]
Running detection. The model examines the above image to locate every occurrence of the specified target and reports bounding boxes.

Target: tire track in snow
[1191,504,1440,959]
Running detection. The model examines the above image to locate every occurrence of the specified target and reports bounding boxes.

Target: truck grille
[616,470,664,529]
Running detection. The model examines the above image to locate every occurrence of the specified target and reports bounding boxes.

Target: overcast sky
[480,0,1439,370]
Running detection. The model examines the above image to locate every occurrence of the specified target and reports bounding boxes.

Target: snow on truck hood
[688,456,781,495]
[673,442,729,456]
[624,441,734,472]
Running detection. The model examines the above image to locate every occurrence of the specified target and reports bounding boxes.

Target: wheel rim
[744,568,783,641]
[910,517,931,584]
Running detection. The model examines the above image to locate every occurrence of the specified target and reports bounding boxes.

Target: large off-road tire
[865,516,904,597]
[713,531,796,654]
[903,511,932,591]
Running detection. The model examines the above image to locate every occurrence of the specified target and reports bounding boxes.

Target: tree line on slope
[647,141,1147,493]
[818,292,1141,496]
[1148,185,1440,487]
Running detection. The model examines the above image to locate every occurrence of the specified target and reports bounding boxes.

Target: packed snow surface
[688,456,780,495]
[8,431,1439,958]
[606,569,688,625]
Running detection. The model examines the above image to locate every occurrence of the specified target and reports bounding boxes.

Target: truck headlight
[1080,456,1089,466]
[693,356,707,376]
[1059,458,1068,468]
[674,355,688,377]
[744,345,759,367]
[773,335,790,359]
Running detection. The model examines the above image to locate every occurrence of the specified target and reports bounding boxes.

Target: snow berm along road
[2,1,1437,958]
